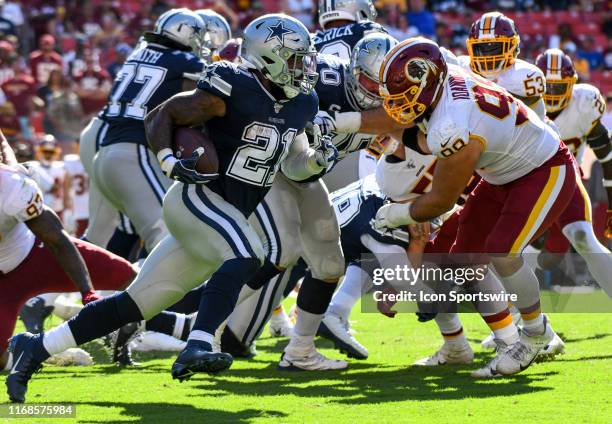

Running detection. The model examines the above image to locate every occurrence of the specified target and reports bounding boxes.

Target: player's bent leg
[94,143,171,252]
[319,264,370,360]
[80,117,117,247]
[165,183,265,379]
[563,220,612,297]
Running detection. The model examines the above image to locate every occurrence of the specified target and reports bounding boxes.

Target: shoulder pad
[574,83,605,120]
[456,55,471,70]
[496,59,544,98]
[2,171,44,221]
[197,61,250,98]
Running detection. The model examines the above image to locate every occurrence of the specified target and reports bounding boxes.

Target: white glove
[313,111,337,135]
[308,123,338,171]
[374,202,417,229]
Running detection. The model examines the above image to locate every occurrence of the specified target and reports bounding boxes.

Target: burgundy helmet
[466,12,520,78]
[214,38,242,63]
[535,48,577,113]
[379,37,447,125]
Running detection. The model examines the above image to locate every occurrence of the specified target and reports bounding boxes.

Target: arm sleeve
[281,131,324,181]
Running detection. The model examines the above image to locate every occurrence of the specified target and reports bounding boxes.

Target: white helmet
[318,0,377,29]
[151,8,205,55]
[347,33,398,109]
[242,14,318,99]
[196,9,232,57]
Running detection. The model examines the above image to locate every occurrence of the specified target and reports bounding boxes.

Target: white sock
[172,314,186,340]
[3,352,13,371]
[434,313,467,346]
[327,265,369,320]
[42,322,77,355]
[497,260,541,311]
[187,330,214,345]
[564,221,612,297]
[293,307,322,338]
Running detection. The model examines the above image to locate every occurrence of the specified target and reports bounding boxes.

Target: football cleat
[317,314,368,359]
[496,317,554,375]
[268,308,294,338]
[471,339,509,378]
[5,333,47,403]
[480,333,498,350]
[278,350,348,371]
[18,297,54,334]
[171,341,233,382]
[45,348,93,367]
[110,322,143,366]
[414,342,474,366]
[537,332,565,360]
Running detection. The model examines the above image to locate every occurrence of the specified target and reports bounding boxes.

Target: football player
[461,12,546,119]
[34,136,68,221]
[89,9,206,253]
[6,14,333,401]
[375,38,578,376]
[316,0,388,185]
[223,33,401,363]
[0,133,136,377]
[63,153,89,237]
[534,48,612,297]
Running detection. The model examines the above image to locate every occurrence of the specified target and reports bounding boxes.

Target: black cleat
[18,297,54,334]
[220,326,255,358]
[171,341,233,382]
[110,322,142,366]
[5,333,48,403]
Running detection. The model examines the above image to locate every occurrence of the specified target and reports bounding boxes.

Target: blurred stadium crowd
[0,0,609,255]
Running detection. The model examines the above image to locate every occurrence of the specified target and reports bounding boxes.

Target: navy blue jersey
[313,21,387,61]
[102,44,205,146]
[197,61,318,216]
[332,177,409,263]
[315,54,377,160]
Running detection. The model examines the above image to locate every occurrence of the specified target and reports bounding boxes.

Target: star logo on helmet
[265,21,294,44]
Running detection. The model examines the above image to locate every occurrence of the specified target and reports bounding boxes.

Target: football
[172,127,219,174]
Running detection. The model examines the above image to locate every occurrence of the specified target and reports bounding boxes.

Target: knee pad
[309,252,345,281]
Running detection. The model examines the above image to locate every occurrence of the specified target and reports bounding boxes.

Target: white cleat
[537,331,565,360]
[45,348,94,366]
[414,342,474,366]
[318,314,368,359]
[496,317,554,375]
[278,350,348,371]
[268,309,294,338]
[471,340,509,378]
[279,336,348,371]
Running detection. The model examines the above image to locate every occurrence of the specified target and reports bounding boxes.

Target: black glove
[168,148,218,185]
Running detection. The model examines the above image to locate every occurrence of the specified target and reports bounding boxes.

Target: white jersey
[0,166,44,273]
[375,146,438,202]
[39,161,65,213]
[458,56,546,119]
[424,65,559,185]
[551,83,606,164]
[64,154,89,220]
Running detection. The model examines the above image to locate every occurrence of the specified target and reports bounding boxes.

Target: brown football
[172,127,218,174]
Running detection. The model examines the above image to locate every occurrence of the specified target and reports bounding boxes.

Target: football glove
[308,123,339,172]
[374,202,417,230]
[81,290,103,305]
[162,148,218,185]
[605,209,612,239]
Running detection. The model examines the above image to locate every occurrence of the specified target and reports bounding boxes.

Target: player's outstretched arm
[25,207,96,301]
[375,138,482,228]
[144,89,226,155]
[316,107,408,135]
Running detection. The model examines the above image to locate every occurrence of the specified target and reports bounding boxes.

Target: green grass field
[2,301,611,424]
